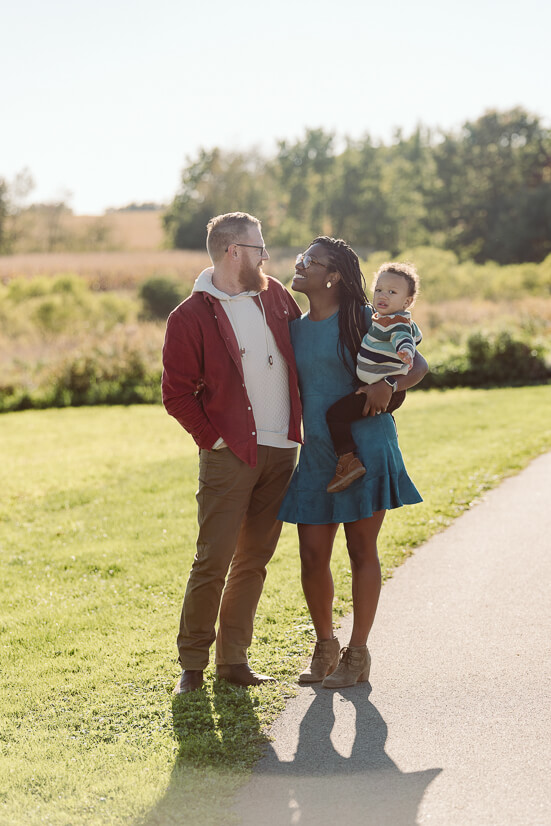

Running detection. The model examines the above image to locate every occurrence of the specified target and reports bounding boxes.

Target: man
[162,212,302,693]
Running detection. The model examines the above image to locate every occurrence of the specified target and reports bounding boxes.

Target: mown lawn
[1,386,550,826]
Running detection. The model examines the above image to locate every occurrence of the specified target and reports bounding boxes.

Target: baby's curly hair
[373,262,420,304]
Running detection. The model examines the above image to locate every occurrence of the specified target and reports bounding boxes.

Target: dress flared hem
[278,470,422,525]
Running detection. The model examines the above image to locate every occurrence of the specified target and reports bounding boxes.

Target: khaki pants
[177,445,297,670]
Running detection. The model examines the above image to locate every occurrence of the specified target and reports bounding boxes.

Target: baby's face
[373,272,412,315]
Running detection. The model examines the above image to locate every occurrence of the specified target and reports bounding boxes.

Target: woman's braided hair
[311,236,372,380]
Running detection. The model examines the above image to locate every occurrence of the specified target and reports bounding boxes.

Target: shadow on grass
[138,678,270,826]
[231,683,442,826]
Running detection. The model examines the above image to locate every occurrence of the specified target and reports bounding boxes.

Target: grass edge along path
[0,385,550,826]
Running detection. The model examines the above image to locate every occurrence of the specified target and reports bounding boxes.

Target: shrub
[0,346,162,412]
[0,274,137,338]
[139,276,188,319]
[46,348,161,407]
[31,295,75,335]
[422,331,551,389]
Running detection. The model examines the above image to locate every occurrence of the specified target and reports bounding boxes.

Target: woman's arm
[398,351,428,390]
[355,352,429,417]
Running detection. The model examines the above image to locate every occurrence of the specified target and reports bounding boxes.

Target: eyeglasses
[226,243,267,256]
[295,253,330,269]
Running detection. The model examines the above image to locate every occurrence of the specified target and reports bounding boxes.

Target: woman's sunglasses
[295,253,330,270]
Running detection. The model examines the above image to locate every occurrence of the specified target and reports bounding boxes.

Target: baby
[326,262,422,493]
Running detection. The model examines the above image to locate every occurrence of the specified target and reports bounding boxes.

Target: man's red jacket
[162,275,303,467]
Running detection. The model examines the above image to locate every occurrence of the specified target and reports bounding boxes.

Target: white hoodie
[193,268,297,450]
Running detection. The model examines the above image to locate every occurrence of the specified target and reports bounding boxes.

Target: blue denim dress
[278,310,422,525]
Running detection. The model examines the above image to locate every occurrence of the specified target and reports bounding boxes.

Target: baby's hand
[397,350,413,369]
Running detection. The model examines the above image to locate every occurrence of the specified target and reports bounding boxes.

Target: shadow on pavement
[233,683,442,826]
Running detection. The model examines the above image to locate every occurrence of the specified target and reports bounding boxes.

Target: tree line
[2,107,550,264]
[163,107,551,265]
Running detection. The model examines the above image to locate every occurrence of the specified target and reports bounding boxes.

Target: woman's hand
[355,381,392,416]
[355,354,429,416]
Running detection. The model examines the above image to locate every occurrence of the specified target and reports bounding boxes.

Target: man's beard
[238,261,268,292]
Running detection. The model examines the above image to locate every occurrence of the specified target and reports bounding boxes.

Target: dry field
[11,208,166,254]
[0,250,212,290]
[0,248,299,291]
[67,210,166,250]
[413,296,551,339]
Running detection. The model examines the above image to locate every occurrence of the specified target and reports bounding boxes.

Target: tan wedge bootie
[322,645,371,688]
[298,637,341,684]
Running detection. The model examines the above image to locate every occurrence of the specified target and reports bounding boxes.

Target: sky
[2,0,550,215]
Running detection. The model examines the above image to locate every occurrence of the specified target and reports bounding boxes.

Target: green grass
[1,386,550,826]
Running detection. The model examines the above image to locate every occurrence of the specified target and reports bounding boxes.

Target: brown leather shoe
[216,663,276,687]
[327,453,366,493]
[173,669,203,694]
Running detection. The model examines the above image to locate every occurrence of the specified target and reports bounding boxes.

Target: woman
[278,237,427,689]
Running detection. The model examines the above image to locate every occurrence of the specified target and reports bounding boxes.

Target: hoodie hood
[192,267,261,301]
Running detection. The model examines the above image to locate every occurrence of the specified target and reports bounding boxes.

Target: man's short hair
[206,212,261,262]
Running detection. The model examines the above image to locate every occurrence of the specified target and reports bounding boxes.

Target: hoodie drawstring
[258,295,274,367]
[225,294,273,367]
[225,300,246,358]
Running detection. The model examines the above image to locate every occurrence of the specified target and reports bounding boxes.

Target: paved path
[232,452,551,826]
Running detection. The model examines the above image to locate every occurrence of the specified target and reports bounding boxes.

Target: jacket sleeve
[161,308,219,448]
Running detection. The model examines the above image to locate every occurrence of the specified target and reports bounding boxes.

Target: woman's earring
[326,281,332,289]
